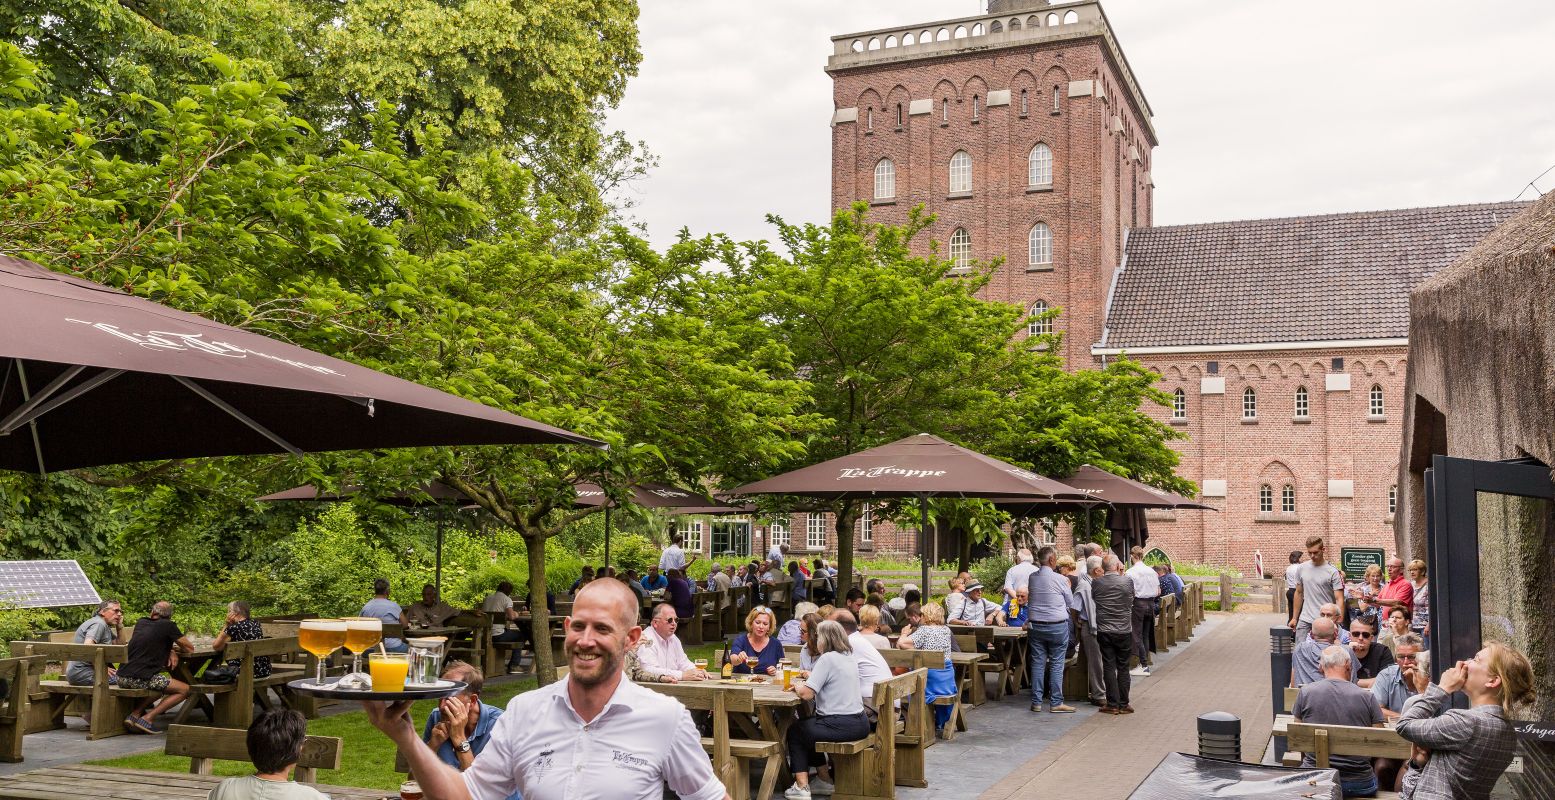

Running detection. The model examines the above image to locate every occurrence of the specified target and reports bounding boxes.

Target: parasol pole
[603,504,612,571]
[918,494,931,597]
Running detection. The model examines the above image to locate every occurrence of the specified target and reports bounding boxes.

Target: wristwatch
[454,741,472,754]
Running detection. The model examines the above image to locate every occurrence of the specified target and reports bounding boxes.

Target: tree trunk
[524,533,556,686]
[956,526,973,573]
[831,501,857,599]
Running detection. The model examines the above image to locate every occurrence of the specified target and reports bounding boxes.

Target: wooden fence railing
[1183,574,1281,613]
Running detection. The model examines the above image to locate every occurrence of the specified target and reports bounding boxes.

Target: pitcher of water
[406,637,448,686]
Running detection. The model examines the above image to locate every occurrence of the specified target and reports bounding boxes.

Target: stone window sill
[864,130,874,136]
[940,122,949,128]
[1254,513,1301,524]
[870,198,896,206]
[1367,415,1388,423]
[947,268,973,277]
[946,191,973,200]
[1169,417,1188,426]
[1025,265,1054,273]
[1241,417,1259,425]
[895,126,904,133]
[1027,184,1054,194]
[971,119,980,125]
[1292,416,1311,424]
[1384,514,1395,524]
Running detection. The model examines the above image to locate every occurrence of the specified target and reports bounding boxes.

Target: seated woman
[728,606,783,676]
[857,605,892,650]
[1394,642,1534,800]
[897,602,958,733]
[778,602,819,646]
[784,620,868,800]
[212,600,270,678]
[796,613,823,672]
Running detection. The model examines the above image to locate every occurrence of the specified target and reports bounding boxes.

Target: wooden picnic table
[989,626,1029,695]
[0,764,385,799]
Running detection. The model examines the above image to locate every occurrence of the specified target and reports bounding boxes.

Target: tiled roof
[1101,201,1530,349]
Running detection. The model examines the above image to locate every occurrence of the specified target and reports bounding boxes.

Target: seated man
[405,584,460,628]
[65,600,122,686]
[1369,633,1424,721]
[622,569,648,599]
[482,581,527,674]
[947,582,1005,626]
[636,603,708,683]
[1291,645,1385,799]
[1320,603,1352,644]
[420,661,518,800]
[118,600,194,734]
[209,709,328,799]
[1291,617,1360,686]
[1002,588,1030,627]
[360,578,408,653]
[1348,617,1394,688]
[640,565,669,594]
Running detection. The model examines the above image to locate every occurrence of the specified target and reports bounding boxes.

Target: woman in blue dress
[727,606,783,675]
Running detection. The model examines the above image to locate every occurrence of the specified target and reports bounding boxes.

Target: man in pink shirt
[637,603,708,683]
[1372,556,1414,615]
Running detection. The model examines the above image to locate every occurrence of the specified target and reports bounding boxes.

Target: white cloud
[606,1,1555,247]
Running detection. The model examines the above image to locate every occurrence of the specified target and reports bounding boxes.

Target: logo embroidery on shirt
[611,750,653,772]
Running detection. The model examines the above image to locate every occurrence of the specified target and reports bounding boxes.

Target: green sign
[1339,547,1384,577]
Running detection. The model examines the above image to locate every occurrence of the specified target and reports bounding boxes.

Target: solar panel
[0,560,101,608]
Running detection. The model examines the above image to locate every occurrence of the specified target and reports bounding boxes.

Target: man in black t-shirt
[118,601,194,734]
[1348,617,1395,688]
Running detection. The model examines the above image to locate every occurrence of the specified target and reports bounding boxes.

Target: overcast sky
[605,1,1555,249]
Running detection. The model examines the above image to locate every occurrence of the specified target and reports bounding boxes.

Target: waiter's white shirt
[847,631,891,706]
[636,627,694,680]
[462,674,723,800]
[659,545,687,572]
[1126,561,1161,598]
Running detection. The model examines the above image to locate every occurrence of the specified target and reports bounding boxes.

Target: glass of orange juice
[368,653,410,692]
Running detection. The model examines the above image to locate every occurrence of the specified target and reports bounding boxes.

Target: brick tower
[826,0,1156,367]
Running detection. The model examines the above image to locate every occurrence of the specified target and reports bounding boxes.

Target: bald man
[368,579,729,800]
[1291,616,1360,686]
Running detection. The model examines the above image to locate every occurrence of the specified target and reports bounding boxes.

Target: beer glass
[300,619,348,684]
[344,617,384,674]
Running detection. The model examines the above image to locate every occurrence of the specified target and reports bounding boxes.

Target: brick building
[674,1,1523,569]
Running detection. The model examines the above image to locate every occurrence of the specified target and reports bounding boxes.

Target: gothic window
[874,159,895,200]
[896,103,903,126]
[972,95,980,120]
[1029,143,1052,186]
[1172,388,1186,419]
[1027,301,1050,336]
[949,150,972,193]
[1020,88,1029,115]
[1281,484,1296,513]
[1028,222,1052,266]
[1370,384,1385,417]
[950,228,971,269]
[1258,484,1273,513]
[1243,387,1257,419]
[866,107,873,131]
[942,97,949,122]
[1294,386,1309,418]
[1388,485,1397,515]
[1052,85,1061,114]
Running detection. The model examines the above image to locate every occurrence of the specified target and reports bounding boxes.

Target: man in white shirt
[1125,547,1162,676]
[367,579,729,800]
[829,610,890,708]
[637,604,707,683]
[659,533,698,573]
[947,582,1005,626]
[481,581,526,674]
[1003,549,1039,600]
[766,542,789,568]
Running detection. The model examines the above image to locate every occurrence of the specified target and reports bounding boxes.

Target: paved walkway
[974,612,1281,799]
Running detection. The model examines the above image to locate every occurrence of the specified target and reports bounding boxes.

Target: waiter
[1124,546,1161,677]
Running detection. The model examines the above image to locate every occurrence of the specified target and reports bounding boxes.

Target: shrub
[971,554,1015,596]
[586,533,657,575]
[0,606,60,657]
[271,505,401,617]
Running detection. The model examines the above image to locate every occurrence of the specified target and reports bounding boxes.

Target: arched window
[896,103,903,126]
[874,159,895,200]
[1171,388,1187,419]
[1052,85,1061,114]
[972,95,980,120]
[884,35,897,48]
[1028,222,1052,266]
[1047,12,1059,26]
[1294,386,1309,418]
[949,150,972,193]
[1258,484,1273,513]
[903,32,916,46]
[942,97,949,121]
[1027,300,1050,337]
[1029,143,1053,186]
[1242,387,1257,419]
[1388,485,1397,515]
[1063,10,1079,23]
[1281,484,1296,513]
[1369,384,1385,417]
[1020,88,1029,115]
[949,228,971,269]
[866,107,873,131]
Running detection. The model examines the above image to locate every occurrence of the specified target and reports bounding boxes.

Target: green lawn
[87,642,725,790]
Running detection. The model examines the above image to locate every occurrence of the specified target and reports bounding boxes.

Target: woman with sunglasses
[728,606,782,676]
[1395,642,1535,800]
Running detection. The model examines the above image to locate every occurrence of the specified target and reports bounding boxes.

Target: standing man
[65,600,122,687]
[1371,556,1414,616]
[1125,547,1161,676]
[1073,556,1107,707]
[1092,555,1136,714]
[366,579,729,800]
[1026,546,1076,714]
[118,601,194,734]
[1288,536,1344,644]
[1002,549,1038,600]
[766,541,789,569]
[659,532,699,574]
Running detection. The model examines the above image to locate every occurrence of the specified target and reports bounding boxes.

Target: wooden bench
[1155,594,1177,649]
[652,682,782,800]
[444,613,488,671]
[1283,721,1409,798]
[9,641,165,740]
[871,650,936,788]
[208,636,302,729]
[952,627,1005,702]
[166,724,341,783]
[815,669,925,800]
[0,656,43,762]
